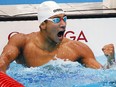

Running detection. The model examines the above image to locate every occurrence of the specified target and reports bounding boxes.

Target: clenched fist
[102,44,115,68]
[102,44,114,57]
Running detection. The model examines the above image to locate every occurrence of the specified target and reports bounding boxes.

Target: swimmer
[0,1,114,73]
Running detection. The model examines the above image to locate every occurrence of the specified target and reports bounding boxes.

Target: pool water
[7,55,116,87]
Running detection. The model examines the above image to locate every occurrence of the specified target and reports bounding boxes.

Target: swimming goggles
[47,16,67,23]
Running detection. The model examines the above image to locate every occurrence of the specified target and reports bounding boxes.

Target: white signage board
[0,18,116,57]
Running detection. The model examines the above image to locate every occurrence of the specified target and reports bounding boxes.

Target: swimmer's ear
[39,22,46,30]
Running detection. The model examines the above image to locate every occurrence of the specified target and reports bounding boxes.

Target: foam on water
[7,55,116,87]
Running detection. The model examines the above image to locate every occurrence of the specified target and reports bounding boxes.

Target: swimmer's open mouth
[57,31,65,37]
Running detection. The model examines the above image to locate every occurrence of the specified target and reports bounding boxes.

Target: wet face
[45,14,67,44]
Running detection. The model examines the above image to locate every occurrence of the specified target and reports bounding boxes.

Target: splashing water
[7,55,116,87]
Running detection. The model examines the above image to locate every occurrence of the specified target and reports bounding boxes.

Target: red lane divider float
[0,72,24,87]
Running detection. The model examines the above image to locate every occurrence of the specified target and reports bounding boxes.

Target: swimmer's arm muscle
[0,33,25,72]
[76,42,102,69]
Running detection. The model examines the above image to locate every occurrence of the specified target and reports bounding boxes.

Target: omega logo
[8,30,88,42]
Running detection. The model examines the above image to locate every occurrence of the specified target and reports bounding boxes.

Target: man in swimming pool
[0,1,115,73]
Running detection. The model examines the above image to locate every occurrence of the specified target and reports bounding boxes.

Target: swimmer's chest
[23,43,79,64]
[22,46,55,66]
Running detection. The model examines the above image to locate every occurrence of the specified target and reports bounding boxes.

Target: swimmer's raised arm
[0,33,26,73]
[74,41,102,69]
[63,40,102,69]
[78,43,116,69]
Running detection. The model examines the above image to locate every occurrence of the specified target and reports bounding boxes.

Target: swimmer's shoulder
[9,33,27,41]
[63,37,89,48]
[9,32,37,40]
[8,32,31,46]
[6,32,38,49]
[63,37,81,43]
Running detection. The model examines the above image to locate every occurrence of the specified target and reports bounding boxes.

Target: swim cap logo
[53,9,63,13]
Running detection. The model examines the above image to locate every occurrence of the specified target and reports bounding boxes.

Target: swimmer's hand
[102,44,116,69]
